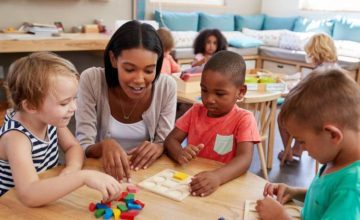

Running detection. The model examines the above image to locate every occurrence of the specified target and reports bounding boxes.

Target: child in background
[165,51,260,196]
[278,33,340,163]
[157,27,181,74]
[257,69,360,220]
[191,28,227,68]
[0,52,121,206]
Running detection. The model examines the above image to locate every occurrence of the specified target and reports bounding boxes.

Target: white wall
[146,0,262,19]
[261,0,360,19]
[0,0,132,32]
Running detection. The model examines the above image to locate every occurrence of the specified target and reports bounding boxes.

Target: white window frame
[299,0,360,12]
[149,0,224,6]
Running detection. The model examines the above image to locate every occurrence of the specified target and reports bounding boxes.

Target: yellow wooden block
[173,171,189,180]
[112,208,121,220]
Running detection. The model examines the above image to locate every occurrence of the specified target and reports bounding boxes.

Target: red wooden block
[127,185,140,193]
[134,200,145,208]
[88,202,96,212]
[120,210,139,220]
[100,200,112,208]
[118,191,128,201]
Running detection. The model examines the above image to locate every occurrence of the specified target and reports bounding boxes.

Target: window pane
[299,0,360,11]
[150,0,224,6]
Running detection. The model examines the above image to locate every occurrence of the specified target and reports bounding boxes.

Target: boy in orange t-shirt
[165,51,260,197]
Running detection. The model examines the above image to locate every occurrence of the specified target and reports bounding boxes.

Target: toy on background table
[243,200,301,220]
[137,169,192,202]
[88,184,144,220]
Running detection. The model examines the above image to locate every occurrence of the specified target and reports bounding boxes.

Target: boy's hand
[101,139,131,182]
[256,196,291,220]
[82,170,122,203]
[190,171,220,197]
[263,183,295,204]
[177,144,204,165]
[128,141,164,171]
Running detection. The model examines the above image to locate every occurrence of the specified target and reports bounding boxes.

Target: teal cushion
[263,15,298,30]
[333,18,360,42]
[198,13,235,31]
[235,14,265,31]
[293,17,334,35]
[154,10,199,31]
[228,37,263,48]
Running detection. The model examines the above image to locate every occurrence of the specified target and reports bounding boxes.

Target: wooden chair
[239,92,281,180]
[281,135,320,174]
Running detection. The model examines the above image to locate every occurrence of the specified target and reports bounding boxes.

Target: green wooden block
[117,204,128,212]
[94,208,105,218]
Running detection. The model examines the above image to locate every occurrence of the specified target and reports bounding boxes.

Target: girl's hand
[263,183,295,204]
[82,170,122,203]
[128,141,164,171]
[101,139,131,182]
[256,196,291,220]
[176,144,204,165]
[190,171,220,197]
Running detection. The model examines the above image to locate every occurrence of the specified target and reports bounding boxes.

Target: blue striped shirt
[0,111,59,196]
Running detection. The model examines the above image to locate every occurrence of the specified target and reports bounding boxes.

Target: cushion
[333,18,360,42]
[242,28,285,47]
[235,14,265,31]
[335,40,360,59]
[171,31,198,48]
[263,15,298,30]
[228,37,263,48]
[198,13,235,31]
[279,31,314,51]
[293,17,334,35]
[154,10,199,31]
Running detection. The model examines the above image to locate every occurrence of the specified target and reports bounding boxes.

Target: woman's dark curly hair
[104,20,164,88]
[193,29,227,55]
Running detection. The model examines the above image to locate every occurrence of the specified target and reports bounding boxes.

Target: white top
[109,115,149,152]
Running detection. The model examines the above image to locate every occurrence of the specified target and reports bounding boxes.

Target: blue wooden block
[127,202,142,210]
[103,208,113,219]
[95,203,108,209]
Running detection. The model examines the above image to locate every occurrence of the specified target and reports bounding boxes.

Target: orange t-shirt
[176,103,260,163]
[160,53,181,74]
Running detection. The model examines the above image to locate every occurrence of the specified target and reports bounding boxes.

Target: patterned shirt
[0,111,59,196]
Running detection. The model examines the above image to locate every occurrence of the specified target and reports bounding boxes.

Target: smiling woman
[75,20,177,182]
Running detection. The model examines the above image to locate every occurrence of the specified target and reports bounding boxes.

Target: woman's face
[110,48,158,100]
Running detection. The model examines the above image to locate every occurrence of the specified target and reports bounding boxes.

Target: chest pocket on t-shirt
[213,134,233,155]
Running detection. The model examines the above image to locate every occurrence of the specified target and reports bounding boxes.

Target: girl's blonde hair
[304,33,337,65]
[5,52,79,111]
[279,68,360,132]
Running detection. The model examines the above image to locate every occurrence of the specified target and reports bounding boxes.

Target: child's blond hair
[5,52,78,111]
[304,33,337,65]
[157,27,174,53]
[279,68,360,132]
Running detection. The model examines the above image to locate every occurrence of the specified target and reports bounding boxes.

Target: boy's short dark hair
[203,51,246,87]
[279,68,360,132]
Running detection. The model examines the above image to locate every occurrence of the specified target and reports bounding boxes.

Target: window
[299,0,360,12]
[149,0,224,6]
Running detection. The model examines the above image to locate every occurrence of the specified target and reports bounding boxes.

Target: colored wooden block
[95,203,108,209]
[117,204,128,212]
[173,171,189,180]
[120,210,139,220]
[112,208,121,220]
[124,193,135,203]
[134,200,145,208]
[118,191,128,201]
[101,200,112,208]
[127,202,142,210]
[88,202,96,212]
[94,208,105,218]
[103,208,113,219]
[127,185,140,193]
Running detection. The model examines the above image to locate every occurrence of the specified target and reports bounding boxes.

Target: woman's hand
[190,171,221,197]
[101,139,131,182]
[128,141,164,170]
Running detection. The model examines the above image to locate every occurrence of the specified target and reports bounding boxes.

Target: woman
[76,20,177,181]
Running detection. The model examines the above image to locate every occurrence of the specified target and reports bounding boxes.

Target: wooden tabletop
[0,155,267,220]
[0,33,110,53]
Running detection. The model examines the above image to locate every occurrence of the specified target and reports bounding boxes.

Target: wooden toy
[134,199,145,208]
[117,204,128,212]
[127,185,140,193]
[137,169,192,201]
[127,202,142,210]
[103,208,113,219]
[94,208,105,218]
[243,200,302,220]
[88,202,96,212]
[125,193,135,203]
[112,208,121,219]
[173,171,189,180]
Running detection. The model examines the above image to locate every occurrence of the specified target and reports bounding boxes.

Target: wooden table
[0,33,109,53]
[177,90,282,169]
[0,156,267,220]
